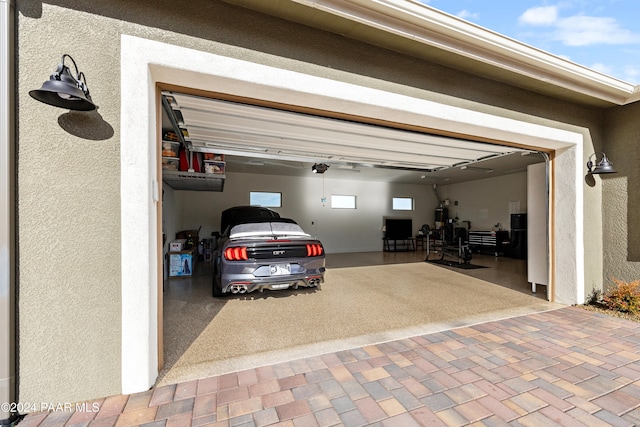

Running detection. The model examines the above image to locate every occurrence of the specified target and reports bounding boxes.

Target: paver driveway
[19,306,640,426]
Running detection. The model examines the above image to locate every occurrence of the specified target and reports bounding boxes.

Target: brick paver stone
[20,307,640,427]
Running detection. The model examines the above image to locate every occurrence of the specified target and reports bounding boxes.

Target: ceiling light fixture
[586,152,617,174]
[312,163,329,174]
[460,165,493,173]
[29,54,96,111]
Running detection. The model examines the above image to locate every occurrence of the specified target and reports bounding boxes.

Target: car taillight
[224,246,248,261]
[306,244,323,257]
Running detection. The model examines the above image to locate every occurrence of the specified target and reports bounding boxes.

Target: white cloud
[589,62,613,75]
[622,65,640,83]
[589,63,640,83]
[554,16,639,46]
[519,5,640,47]
[457,9,479,20]
[519,6,558,26]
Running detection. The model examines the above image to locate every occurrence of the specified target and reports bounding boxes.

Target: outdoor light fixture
[312,163,329,174]
[29,54,96,111]
[586,152,617,174]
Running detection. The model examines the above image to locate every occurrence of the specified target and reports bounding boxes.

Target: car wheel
[212,257,224,297]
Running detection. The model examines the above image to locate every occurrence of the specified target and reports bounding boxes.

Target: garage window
[331,195,356,209]
[393,197,413,211]
[250,192,282,207]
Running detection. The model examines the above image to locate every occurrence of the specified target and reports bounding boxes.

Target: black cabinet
[510,214,527,259]
[509,230,527,259]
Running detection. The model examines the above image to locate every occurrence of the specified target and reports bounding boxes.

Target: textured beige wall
[17,0,607,403]
[602,102,640,286]
[17,4,123,404]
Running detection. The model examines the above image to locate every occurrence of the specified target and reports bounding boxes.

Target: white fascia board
[294,0,637,104]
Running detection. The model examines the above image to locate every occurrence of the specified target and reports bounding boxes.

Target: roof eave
[251,0,640,106]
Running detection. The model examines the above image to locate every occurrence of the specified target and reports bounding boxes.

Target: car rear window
[230,222,310,239]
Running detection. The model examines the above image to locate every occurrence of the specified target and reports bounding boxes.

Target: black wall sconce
[587,152,617,174]
[312,163,329,174]
[29,54,96,111]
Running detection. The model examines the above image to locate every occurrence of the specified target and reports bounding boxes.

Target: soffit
[221,0,639,108]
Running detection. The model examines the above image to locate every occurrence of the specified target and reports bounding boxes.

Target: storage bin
[162,140,180,157]
[203,153,224,161]
[203,161,225,174]
[162,156,179,170]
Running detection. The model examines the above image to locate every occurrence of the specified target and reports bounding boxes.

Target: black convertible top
[220,206,286,232]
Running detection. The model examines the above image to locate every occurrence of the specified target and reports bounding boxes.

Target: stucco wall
[18,2,123,404]
[17,0,607,403]
[602,102,640,287]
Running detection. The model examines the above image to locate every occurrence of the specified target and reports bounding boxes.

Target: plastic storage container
[203,161,225,174]
[162,156,179,170]
[162,140,180,157]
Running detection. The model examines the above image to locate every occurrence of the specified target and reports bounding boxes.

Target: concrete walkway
[19,306,640,426]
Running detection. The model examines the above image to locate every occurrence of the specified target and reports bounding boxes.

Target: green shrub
[603,278,640,314]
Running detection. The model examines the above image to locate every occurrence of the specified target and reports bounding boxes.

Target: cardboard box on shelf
[169,239,187,251]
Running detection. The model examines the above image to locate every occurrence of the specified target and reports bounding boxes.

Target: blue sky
[422,0,640,84]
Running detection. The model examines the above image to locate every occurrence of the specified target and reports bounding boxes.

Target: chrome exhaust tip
[230,284,248,294]
[307,278,320,287]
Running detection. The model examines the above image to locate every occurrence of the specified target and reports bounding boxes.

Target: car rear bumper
[219,256,326,295]
[223,272,325,294]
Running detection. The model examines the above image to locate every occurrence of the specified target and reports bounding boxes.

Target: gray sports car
[212,206,325,296]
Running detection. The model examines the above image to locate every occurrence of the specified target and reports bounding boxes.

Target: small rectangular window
[331,195,356,209]
[393,197,413,211]
[250,192,282,207]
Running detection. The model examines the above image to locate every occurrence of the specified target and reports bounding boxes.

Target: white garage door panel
[186,123,501,163]
[187,131,485,168]
[166,92,524,171]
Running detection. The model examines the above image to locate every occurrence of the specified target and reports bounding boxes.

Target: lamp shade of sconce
[312,163,329,174]
[29,54,96,111]
[587,152,617,174]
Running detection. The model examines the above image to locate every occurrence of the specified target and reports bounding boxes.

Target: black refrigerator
[510,213,527,259]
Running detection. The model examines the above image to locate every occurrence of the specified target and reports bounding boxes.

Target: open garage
[119,35,585,396]
[157,91,557,385]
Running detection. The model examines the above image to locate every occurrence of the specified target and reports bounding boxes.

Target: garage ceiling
[162,92,545,185]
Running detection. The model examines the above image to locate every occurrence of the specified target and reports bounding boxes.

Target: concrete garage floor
[158,252,559,387]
